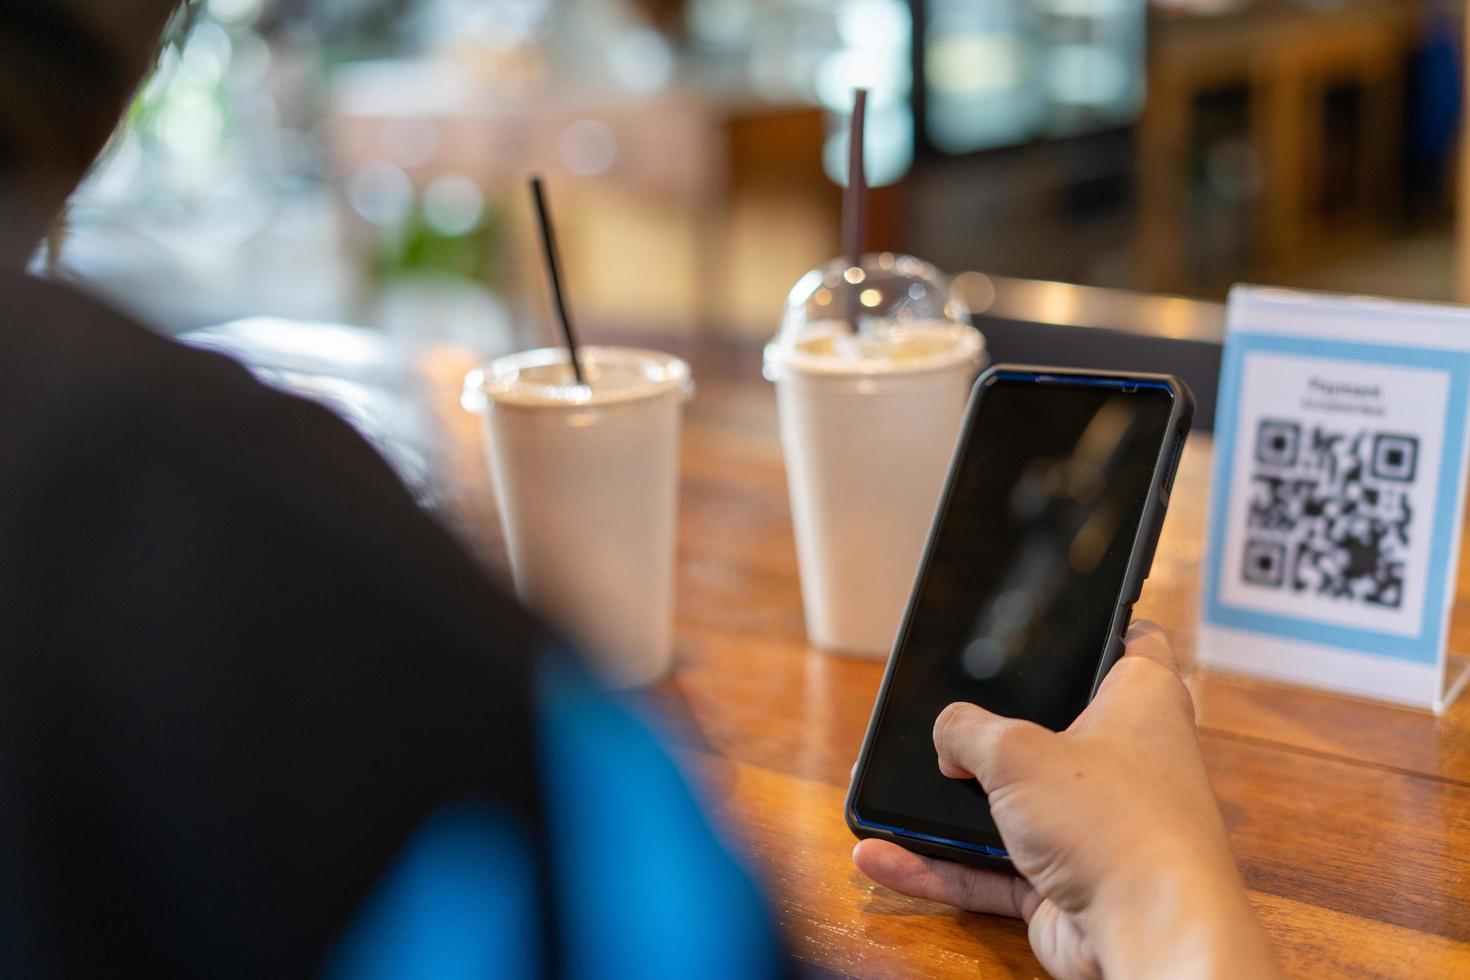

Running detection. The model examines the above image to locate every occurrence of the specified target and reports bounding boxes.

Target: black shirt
[0,270,552,977]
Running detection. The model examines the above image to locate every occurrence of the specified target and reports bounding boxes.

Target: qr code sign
[1242,419,1418,608]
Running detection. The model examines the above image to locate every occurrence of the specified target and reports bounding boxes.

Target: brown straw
[529,175,585,385]
[843,88,869,330]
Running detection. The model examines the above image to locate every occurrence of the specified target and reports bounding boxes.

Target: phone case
[846,365,1196,869]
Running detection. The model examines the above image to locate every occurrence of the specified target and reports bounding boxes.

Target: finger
[932,702,1050,785]
[1122,619,1179,674]
[852,839,1032,918]
[1083,620,1196,730]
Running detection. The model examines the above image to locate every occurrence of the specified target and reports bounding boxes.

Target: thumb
[933,702,1051,787]
[1122,619,1180,674]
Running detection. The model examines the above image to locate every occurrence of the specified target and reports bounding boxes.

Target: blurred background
[50,0,1465,355]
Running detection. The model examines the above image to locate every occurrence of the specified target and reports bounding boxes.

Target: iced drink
[465,346,692,686]
[767,255,985,656]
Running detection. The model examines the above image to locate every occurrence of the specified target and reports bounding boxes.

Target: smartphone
[846,366,1194,867]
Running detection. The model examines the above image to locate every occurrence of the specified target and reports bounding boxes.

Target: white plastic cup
[464,346,692,687]
[767,322,984,656]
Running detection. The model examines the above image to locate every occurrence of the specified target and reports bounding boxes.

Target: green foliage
[372,200,506,289]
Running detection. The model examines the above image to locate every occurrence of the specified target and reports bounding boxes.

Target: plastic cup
[464,346,692,687]
[766,254,985,656]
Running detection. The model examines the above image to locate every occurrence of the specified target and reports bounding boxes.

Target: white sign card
[1198,286,1470,713]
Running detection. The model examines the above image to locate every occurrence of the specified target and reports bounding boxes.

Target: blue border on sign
[1204,333,1470,665]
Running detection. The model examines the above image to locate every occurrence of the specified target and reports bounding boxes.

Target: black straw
[843,88,868,330]
[529,175,585,385]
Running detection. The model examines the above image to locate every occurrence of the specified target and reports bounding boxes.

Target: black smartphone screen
[852,373,1179,852]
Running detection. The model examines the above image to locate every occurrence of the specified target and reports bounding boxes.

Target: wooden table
[375,336,1470,976]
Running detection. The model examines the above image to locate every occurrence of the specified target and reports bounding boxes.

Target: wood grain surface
[427,355,1470,978]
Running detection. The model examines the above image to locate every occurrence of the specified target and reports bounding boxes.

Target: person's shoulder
[0,268,384,485]
[0,267,197,370]
[0,269,264,440]
[0,273,400,556]
[0,268,540,648]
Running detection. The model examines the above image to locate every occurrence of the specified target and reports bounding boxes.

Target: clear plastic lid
[462,346,691,412]
[764,252,981,380]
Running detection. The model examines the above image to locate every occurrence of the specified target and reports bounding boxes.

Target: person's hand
[852,623,1280,980]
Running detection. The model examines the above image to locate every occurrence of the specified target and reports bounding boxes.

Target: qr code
[1242,419,1417,608]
